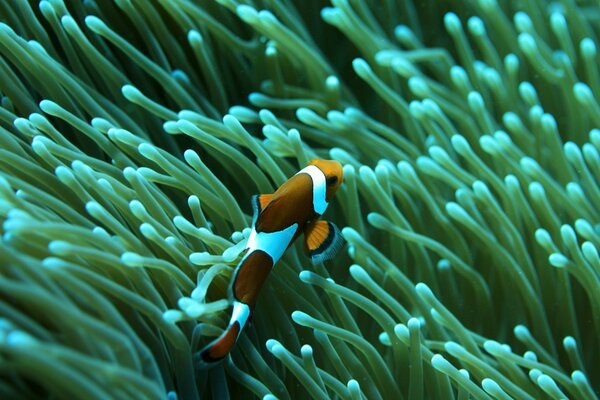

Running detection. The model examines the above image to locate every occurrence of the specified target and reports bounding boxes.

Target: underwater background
[0,0,599,398]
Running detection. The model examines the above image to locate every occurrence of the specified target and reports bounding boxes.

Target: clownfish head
[252,159,343,232]
[307,159,343,202]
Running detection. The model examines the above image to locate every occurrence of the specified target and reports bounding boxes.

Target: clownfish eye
[326,176,338,186]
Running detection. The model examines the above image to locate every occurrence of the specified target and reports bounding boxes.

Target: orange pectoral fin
[304,221,345,264]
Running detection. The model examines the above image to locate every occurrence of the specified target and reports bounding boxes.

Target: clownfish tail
[196,301,251,368]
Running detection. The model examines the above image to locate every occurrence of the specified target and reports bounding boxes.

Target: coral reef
[0,0,599,399]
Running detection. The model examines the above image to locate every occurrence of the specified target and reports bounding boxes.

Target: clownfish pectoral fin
[304,220,345,264]
[251,194,274,224]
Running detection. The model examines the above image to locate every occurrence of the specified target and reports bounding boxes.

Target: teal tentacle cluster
[0,0,598,399]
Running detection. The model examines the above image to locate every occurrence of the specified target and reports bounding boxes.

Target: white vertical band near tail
[230,300,251,333]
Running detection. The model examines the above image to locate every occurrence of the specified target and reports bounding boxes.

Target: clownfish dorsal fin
[304,220,345,264]
[251,194,274,223]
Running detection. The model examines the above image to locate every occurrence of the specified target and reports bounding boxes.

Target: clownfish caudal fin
[197,249,274,368]
[304,220,345,264]
[196,301,251,367]
[251,194,274,224]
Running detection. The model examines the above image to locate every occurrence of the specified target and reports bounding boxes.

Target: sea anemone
[0,0,599,399]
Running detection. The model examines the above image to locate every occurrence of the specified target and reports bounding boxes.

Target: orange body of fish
[197,159,345,366]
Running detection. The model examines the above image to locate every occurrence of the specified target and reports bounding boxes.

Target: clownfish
[197,159,345,366]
